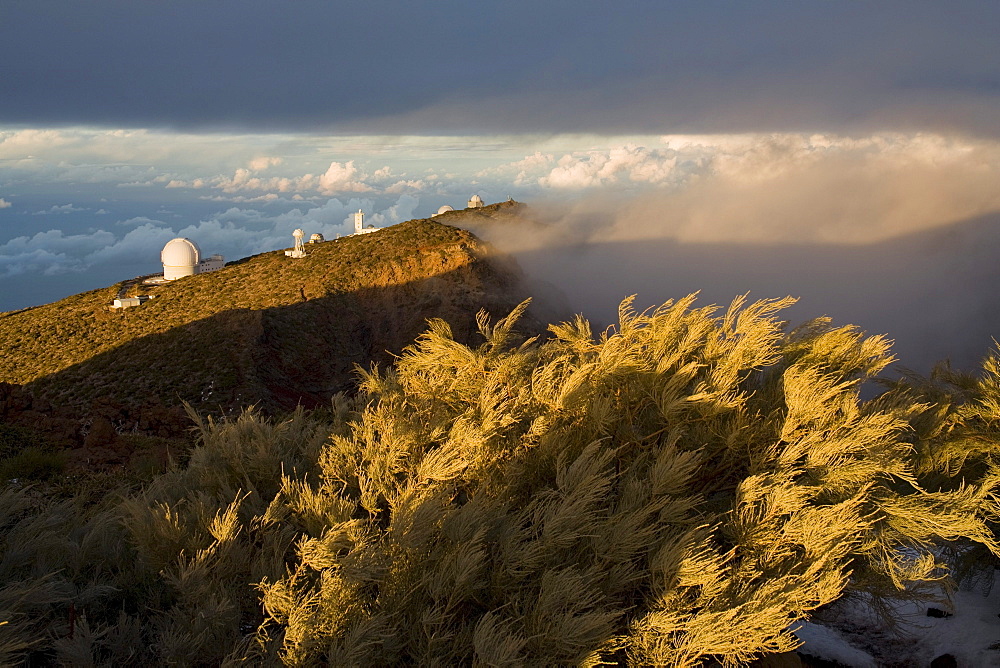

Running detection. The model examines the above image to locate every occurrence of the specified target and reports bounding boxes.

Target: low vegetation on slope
[0,215,536,424]
[0,295,997,665]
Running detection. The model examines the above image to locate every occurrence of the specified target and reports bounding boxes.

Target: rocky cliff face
[0,215,549,454]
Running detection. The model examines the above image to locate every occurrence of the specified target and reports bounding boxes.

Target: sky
[3,1,1000,371]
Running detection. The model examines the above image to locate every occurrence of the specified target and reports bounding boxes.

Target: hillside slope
[0,213,544,443]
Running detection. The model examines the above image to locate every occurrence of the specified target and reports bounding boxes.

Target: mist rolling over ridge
[494,216,1000,375]
[466,137,1000,373]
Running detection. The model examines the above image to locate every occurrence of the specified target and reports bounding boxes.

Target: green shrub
[0,424,42,458]
[0,447,67,482]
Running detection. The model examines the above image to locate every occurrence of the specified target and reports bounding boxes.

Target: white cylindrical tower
[354,209,365,234]
[161,238,201,280]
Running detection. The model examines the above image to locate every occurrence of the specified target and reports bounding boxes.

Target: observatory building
[285,229,307,258]
[467,194,484,208]
[432,205,455,217]
[161,238,199,280]
[160,238,225,280]
[353,209,379,235]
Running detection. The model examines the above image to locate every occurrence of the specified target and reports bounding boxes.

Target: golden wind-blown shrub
[256,295,1000,666]
[0,294,997,666]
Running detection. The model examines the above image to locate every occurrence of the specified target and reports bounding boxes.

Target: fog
[468,149,1000,373]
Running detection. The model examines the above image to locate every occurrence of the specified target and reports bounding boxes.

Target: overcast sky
[2,1,999,136]
[2,2,1000,371]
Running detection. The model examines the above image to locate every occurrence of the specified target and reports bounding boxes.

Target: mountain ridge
[0,201,545,454]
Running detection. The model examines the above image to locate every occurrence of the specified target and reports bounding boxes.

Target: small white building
[161,238,225,280]
[467,194,484,208]
[432,205,455,217]
[353,209,379,235]
[308,233,325,244]
[112,295,155,309]
[113,297,141,309]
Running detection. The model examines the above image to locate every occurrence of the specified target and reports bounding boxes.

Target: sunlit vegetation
[0,295,997,665]
[0,217,503,411]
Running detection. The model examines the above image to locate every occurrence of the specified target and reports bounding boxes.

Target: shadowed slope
[0,215,548,444]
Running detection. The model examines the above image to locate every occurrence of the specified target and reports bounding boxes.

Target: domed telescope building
[160,238,224,280]
[161,238,200,280]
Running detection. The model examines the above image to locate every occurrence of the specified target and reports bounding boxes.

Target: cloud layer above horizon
[4,127,1000,278]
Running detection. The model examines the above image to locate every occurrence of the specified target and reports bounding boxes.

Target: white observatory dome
[435,205,455,216]
[161,237,201,280]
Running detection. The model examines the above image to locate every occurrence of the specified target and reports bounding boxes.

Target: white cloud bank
[0,195,422,280]
[472,133,1000,247]
[0,228,116,277]
[539,146,681,189]
[7,129,1000,253]
[32,203,85,216]
[167,159,379,196]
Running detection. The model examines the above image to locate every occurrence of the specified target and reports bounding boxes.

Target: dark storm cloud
[2,1,999,135]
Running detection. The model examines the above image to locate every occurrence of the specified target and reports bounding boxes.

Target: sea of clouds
[3,129,1000,371]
